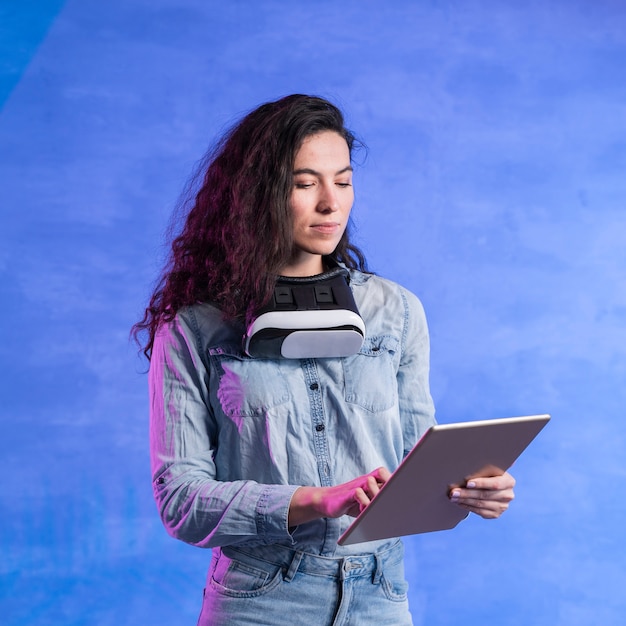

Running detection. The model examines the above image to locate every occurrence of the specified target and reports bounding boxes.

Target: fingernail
[466,481,476,488]
[450,489,460,500]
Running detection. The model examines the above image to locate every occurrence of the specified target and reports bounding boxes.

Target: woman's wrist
[288,486,325,526]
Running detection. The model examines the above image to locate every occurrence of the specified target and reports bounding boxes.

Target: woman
[133,94,515,625]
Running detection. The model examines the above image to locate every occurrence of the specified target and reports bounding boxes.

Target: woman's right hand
[288,467,391,527]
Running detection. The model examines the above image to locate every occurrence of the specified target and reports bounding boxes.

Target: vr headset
[243,265,365,359]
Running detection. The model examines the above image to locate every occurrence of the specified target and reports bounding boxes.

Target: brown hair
[132,94,367,359]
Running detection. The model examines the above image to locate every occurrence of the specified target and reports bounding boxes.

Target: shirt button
[309,383,319,390]
[315,423,325,432]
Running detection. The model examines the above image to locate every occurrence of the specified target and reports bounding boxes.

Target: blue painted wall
[1,1,625,624]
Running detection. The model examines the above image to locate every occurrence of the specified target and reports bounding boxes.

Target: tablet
[337,414,550,546]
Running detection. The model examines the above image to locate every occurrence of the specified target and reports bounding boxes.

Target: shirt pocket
[342,335,399,412]
[208,344,290,417]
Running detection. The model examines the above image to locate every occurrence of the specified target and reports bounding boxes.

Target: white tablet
[338,414,550,546]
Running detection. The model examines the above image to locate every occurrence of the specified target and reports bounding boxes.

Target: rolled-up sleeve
[149,315,298,548]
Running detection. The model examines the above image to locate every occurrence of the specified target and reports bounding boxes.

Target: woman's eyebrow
[292,165,353,176]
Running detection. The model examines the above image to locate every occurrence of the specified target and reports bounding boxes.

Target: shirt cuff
[255,484,300,543]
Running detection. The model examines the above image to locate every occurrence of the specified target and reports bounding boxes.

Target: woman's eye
[294,182,314,189]
[336,182,352,188]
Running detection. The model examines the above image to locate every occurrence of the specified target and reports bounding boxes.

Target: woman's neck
[279,254,325,277]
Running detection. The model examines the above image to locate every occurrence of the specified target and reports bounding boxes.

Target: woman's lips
[311,222,340,233]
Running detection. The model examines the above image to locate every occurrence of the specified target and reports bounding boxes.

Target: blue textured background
[1,1,625,624]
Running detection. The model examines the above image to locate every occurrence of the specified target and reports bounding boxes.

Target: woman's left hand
[449,471,516,519]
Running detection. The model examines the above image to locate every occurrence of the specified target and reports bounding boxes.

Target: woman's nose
[317,183,339,212]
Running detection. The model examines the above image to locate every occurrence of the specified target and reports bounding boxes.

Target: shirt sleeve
[397,288,437,457]
[149,313,298,549]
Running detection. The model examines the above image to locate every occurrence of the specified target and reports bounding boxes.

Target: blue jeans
[197,540,413,625]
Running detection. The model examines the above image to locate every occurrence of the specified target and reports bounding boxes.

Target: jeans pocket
[379,546,409,602]
[209,549,283,598]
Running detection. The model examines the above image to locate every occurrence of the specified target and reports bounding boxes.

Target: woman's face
[281,131,354,277]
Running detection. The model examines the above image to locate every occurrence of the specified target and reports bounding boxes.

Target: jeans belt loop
[339,558,348,582]
[283,550,304,582]
[372,552,383,585]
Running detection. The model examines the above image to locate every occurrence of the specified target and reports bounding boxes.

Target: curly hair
[132,94,368,359]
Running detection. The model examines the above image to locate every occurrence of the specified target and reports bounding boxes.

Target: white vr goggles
[243,265,366,359]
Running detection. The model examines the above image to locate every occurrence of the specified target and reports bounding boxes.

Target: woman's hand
[288,467,391,527]
[448,471,516,519]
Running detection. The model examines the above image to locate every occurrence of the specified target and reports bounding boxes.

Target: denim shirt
[149,269,435,557]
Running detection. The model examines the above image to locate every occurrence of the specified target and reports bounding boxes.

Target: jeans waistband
[221,540,402,582]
